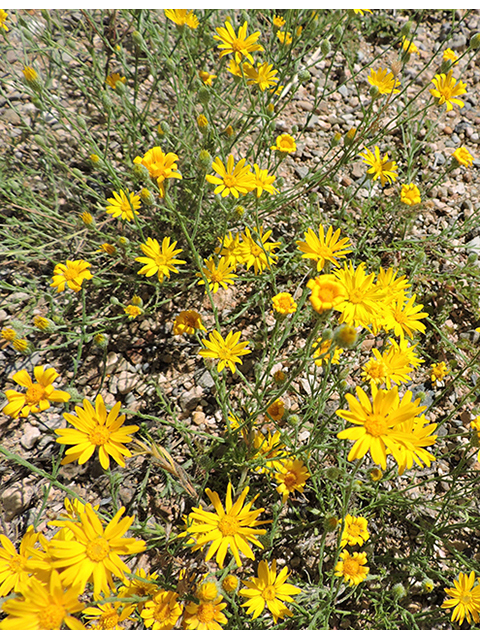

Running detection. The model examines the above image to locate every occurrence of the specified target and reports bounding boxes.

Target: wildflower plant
[1,7,480,631]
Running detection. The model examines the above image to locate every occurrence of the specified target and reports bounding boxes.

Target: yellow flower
[359,146,398,186]
[452,146,474,167]
[361,343,414,389]
[173,310,206,335]
[0,527,47,597]
[79,211,93,225]
[244,62,279,91]
[48,504,145,598]
[206,155,255,198]
[12,338,30,353]
[401,36,418,55]
[251,163,278,197]
[239,559,301,623]
[368,68,401,95]
[197,113,208,129]
[199,330,251,374]
[277,30,292,45]
[384,294,429,339]
[253,430,287,474]
[214,20,263,64]
[272,292,297,315]
[22,66,38,82]
[240,226,280,275]
[98,243,117,256]
[0,571,85,630]
[389,414,437,476]
[400,183,421,205]
[196,579,219,601]
[1,327,16,342]
[334,262,385,330]
[33,316,51,330]
[443,48,458,65]
[83,596,134,630]
[272,15,286,29]
[274,458,310,503]
[430,361,449,386]
[312,339,343,366]
[196,256,238,293]
[183,595,228,630]
[124,304,142,320]
[133,146,182,197]
[222,574,239,593]
[215,231,245,267]
[106,72,126,89]
[340,514,370,547]
[199,70,217,85]
[267,398,285,422]
[50,259,93,293]
[181,482,269,568]
[271,133,296,154]
[0,9,9,32]
[164,9,198,29]
[297,224,352,271]
[2,366,70,419]
[353,10,372,15]
[55,395,139,469]
[140,590,183,629]
[430,69,467,111]
[106,189,141,221]
[336,383,426,469]
[334,550,369,587]
[135,236,186,283]
[307,274,347,315]
[441,571,480,625]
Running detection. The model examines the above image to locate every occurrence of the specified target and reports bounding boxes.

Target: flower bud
[323,515,339,532]
[392,583,407,600]
[401,20,413,36]
[198,87,210,104]
[93,333,108,348]
[325,466,342,481]
[197,149,212,171]
[101,91,113,110]
[266,102,275,115]
[298,69,311,83]
[287,414,300,427]
[233,204,245,218]
[133,163,150,181]
[334,324,357,349]
[369,84,380,99]
[140,188,155,206]
[33,134,47,148]
[331,131,342,147]
[334,25,343,40]
[197,113,208,129]
[321,39,331,55]
[76,115,87,129]
[89,153,100,164]
[132,30,144,49]
[470,33,480,49]
[322,328,334,341]
[344,127,356,145]
[114,80,126,96]
[422,578,434,593]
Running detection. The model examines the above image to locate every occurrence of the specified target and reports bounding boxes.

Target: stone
[21,425,41,450]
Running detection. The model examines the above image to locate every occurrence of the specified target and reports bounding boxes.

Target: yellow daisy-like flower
[251,163,278,197]
[443,48,458,65]
[240,226,280,275]
[135,236,186,283]
[99,243,116,256]
[452,146,474,167]
[199,330,251,374]
[124,304,142,320]
[271,133,296,154]
[181,482,270,568]
[367,67,400,95]
[0,571,85,630]
[430,361,449,386]
[274,458,310,503]
[334,550,369,587]
[361,344,413,389]
[359,146,398,187]
[272,292,297,315]
[119,568,160,613]
[183,595,228,630]
[333,262,384,329]
[33,316,51,330]
[196,255,238,293]
[244,62,279,91]
[430,69,467,111]
[240,559,301,623]
[106,72,126,89]
[140,590,184,630]
[1,327,16,342]
[0,9,9,32]
[312,338,343,366]
[2,366,70,419]
[267,398,285,422]
[55,395,139,469]
[441,571,480,625]
[133,146,182,197]
[106,190,141,221]
[340,514,370,547]
[50,259,93,293]
[389,414,437,476]
[12,338,29,353]
[83,597,134,630]
[206,155,255,198]
[273,15,286,29]
[173,310,206,335]
[401,36,418,55]
[253,430,287,474]
[199,70,217,85]
[48,504,145,598]
[222,574,239,593]
[215,231,245,267]
[400,183,421,205]
[297,224,352,271]
[164,9,198,29]
[384,294,429,339]
[336,383,426,469]
[22,66,38,82]
[307,274,347,315]
[277,30,292,45]
[0,527,47,597]
[214,20,263,64]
